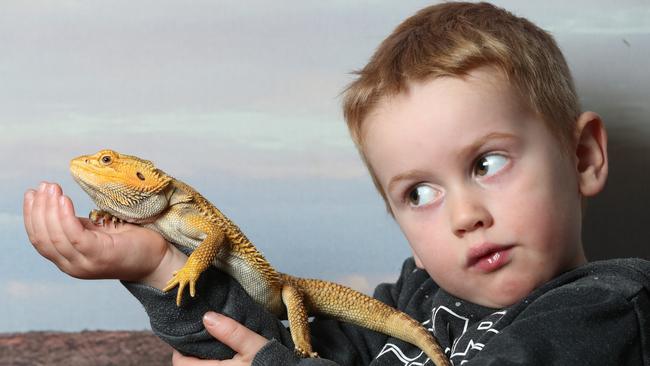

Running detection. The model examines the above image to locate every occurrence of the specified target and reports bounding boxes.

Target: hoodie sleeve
[123,258,426,365]
[122,266,293,359]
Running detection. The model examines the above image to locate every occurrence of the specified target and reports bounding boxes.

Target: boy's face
[363,67,587,308]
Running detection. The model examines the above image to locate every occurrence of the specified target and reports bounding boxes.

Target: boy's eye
[407,184,440,207]
[474,154,508,177]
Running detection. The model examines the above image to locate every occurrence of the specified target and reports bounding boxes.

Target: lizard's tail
[289,276,450,366]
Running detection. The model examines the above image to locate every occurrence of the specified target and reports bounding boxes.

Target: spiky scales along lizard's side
[70,149,449,366]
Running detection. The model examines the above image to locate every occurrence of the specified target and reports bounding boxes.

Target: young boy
[24,2,649,365]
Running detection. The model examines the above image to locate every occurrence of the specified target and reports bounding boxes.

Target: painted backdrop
[1,0,648,332]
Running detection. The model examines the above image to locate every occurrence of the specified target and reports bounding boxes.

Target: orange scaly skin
[70,149,450,365]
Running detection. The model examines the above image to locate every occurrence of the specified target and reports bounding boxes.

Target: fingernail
[203,312,221,327]
[25,190,35,201]
[59,195,66,207]
[48,184,56,195]
[39,182,46,192]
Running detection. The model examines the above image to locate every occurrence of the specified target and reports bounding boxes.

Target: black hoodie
[124,257,650,365]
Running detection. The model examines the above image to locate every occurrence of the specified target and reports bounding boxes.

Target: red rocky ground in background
[0,331,172,366]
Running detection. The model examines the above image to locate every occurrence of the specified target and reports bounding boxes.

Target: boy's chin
[467,277,541,309]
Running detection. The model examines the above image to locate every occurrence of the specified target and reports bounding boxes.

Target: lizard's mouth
[69,160,84,182]
[70,157,105,187]
[69,157,89,180]
[69,160,103,201]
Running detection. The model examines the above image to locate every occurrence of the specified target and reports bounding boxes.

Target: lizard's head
[70,149,173,221]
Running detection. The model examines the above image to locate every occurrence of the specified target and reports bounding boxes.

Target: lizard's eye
[100,155,112,165]
[136,172,145,181]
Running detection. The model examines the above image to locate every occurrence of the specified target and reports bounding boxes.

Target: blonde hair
[342,2,580,210]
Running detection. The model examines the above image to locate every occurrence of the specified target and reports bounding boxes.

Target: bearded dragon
[69,149,449,365]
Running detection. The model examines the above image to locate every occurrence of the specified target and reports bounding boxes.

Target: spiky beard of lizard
[74,177,170,224]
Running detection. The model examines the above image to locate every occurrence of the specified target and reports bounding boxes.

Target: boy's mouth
[466,243,514,273]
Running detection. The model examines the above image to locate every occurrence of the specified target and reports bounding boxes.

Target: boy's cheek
[409,236,459,278]
[412,252,425,268]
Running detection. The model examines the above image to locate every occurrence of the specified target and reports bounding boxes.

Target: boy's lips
[466,243,514,273]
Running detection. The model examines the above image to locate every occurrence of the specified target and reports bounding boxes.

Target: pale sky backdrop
[1,1,648,332]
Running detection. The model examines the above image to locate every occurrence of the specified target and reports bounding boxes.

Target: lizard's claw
[163,265,200,306]
[294,347,319,358]
[89,209,122,226]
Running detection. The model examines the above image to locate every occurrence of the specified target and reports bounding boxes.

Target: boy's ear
[574,111,608,197]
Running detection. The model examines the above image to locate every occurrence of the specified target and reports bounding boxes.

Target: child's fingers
[43,184,78,261]
[170,314,266,366]
[27,183,49,245]
[202,312,268,359]
[58,194,101,256]
[27,182,62,261]
[171,350,221,365]
[23,189,36,241]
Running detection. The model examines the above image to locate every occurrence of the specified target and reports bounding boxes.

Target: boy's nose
[449,193,493,237]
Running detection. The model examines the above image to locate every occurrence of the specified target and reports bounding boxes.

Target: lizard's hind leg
[281,284,318,358]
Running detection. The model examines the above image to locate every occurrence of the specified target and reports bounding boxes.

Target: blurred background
[1,0,648,332]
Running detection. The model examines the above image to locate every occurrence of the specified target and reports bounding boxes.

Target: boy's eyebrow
[387,169,430,194]
[458,132,518,159]
[386,132,517,193]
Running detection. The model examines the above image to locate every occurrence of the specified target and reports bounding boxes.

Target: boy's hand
[23,182,187,289]
[172,312,269,366]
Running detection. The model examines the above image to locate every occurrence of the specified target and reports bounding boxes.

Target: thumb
[203,312,268,357]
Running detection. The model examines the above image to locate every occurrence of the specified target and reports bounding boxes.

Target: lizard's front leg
[163,215,226,306]
[88,209,122,226]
